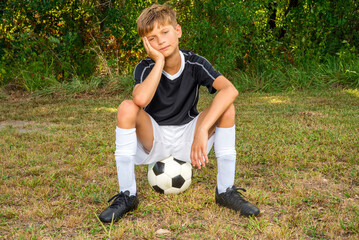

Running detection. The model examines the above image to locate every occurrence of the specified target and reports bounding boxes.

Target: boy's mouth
[160,45,170,51]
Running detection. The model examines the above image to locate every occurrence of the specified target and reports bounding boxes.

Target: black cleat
[215,186,260,217]
[99,191,139,223]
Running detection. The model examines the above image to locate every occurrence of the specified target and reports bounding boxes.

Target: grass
[2,55,358,96]
[231,57,359,92]
[0,88,358,239]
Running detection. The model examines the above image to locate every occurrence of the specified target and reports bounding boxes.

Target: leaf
[48,36,60,44]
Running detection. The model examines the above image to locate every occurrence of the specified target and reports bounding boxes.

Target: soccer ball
[148,155,192,194]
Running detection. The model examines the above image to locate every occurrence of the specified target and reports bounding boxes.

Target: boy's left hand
[190,128,209,169]
[142,37,164,63]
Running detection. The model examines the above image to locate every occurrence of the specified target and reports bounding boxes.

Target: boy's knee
[218,104,235,127]
[223,104,235,118]
[117,100,140,126]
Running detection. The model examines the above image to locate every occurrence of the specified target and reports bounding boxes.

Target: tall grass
[1,52,358,96]
[33,75,133,97]
[231,56,359,92]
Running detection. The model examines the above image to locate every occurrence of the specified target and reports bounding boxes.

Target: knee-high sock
[214,126,237,194]
[114,127,137,196]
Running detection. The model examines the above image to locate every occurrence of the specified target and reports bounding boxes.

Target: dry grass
[0,89,358,239]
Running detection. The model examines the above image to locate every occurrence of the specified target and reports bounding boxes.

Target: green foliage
[178,0,359,71]
[0,0,358,92]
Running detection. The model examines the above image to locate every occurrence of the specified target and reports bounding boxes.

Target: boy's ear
[176,24,182,38]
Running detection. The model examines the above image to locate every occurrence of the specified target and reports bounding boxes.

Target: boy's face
[145,23,182,58]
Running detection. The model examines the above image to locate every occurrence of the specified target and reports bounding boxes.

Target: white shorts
[134,113,214,165]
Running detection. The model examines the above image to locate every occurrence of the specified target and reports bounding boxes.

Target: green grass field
[1,89,358,239]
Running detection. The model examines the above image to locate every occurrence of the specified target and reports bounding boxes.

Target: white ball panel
[180,179,191,191]
[161,155,173,164]
[148,169,157,186]
[180,163,192,180]
[155,174,172,190]
[164,160,181,178]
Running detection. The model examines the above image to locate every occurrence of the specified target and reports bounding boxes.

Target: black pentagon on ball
[152,162,165,176]
[152,185,165,194]
[173,158,186,165]
[172,175,186,188]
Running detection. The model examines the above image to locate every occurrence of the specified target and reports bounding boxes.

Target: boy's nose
[158,37,165,45]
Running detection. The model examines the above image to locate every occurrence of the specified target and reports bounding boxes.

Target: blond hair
[136,4,177,37]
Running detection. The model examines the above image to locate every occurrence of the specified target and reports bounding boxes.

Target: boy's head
[137,4,178,37]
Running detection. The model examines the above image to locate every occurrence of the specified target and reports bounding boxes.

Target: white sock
[214,126,237,194]
[115,127,137,196]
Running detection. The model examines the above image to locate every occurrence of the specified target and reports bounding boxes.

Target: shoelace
[230,187,248,201]
[234,187,247,193]
[107,192,129,208]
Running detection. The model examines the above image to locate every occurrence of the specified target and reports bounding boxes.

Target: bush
[0,0,358,93]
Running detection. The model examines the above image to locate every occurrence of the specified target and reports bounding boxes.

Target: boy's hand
[143,37,165,63]
[190,128,209,169]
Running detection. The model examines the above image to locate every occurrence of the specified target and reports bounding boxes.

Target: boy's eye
[149,38,155,41]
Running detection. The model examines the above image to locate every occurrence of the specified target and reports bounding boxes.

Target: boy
[99,4,260,223]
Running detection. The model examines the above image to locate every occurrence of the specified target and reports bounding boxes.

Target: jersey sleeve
[133,59,154,86]
[194,56,221,94]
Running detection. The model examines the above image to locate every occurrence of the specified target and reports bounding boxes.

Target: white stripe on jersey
[186,60,217,80]
[183,51,218,80]
[140,62,155,83]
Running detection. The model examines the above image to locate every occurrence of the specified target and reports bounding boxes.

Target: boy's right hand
[143,37,165,63]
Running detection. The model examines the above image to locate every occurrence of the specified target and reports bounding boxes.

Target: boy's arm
[133,37,164,108]
[190,75,239,169]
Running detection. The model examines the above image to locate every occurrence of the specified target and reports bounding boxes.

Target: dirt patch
[0,120,33,133]
[0,120,30,128]
[299,111,327,118]
[0,120,63,134]
[0,120,59,134]
[1,87,31,102]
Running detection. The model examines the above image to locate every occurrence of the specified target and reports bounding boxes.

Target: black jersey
[134,50,221,126]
